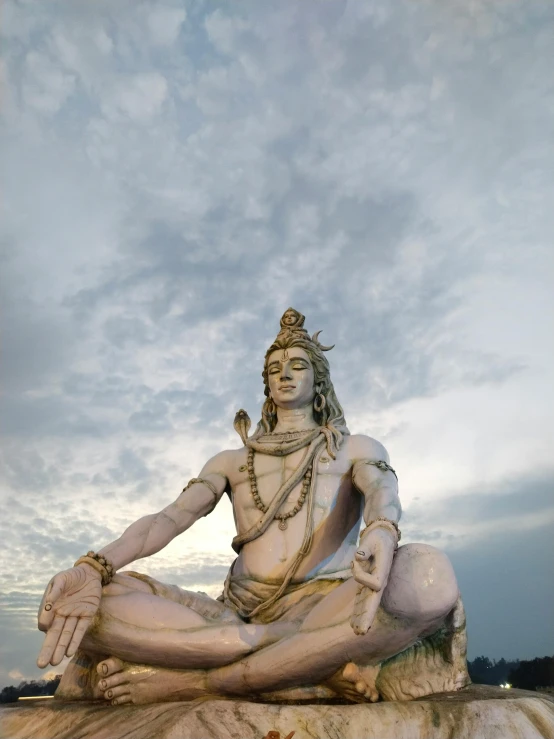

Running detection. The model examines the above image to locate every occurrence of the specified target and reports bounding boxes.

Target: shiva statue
[37,308,470,705]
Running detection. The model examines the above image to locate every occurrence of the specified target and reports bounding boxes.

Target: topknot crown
[275,307,335,351]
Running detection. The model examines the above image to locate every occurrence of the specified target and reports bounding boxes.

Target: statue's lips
[279,385,296,390]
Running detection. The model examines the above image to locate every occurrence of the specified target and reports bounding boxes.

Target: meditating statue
[37,308,470,705]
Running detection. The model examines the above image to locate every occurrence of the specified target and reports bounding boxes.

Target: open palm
[37,566,102,668]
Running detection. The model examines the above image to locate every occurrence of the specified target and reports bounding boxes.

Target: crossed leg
[93,544,460,705]
[80,573,295,670]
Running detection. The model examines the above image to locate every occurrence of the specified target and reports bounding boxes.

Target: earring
[313,393,326,413]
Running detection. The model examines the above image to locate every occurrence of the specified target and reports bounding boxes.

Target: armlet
[353,459,398,481]
[182,477,221,516]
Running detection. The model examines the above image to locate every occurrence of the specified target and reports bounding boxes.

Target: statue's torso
[225,435,366,583]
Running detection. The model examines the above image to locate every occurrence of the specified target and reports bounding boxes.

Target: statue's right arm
[98,450,231,570]
[36,451,231,668]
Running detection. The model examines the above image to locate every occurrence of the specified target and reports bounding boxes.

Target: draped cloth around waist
[222,574,343,624]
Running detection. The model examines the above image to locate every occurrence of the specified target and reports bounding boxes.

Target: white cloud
[21,50,76,115]
[100,72,168,122]
[204,10,251,56]
[93,27,114,56]
[147,6,187,46]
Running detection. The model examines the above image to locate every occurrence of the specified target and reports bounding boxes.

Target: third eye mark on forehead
[268,356,310,370]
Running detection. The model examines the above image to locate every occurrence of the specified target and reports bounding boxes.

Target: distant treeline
[1,658,553,702]
[0,676,61,704]
[468,656,554,690]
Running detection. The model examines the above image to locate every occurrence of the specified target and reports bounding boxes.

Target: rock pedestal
[1,686,553,739]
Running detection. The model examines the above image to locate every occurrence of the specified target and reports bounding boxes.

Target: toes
[100,673,128,690]
[355,680,366,694]
[346,689,364,703]
[342,663,359,682]
[105,684,130,700]
[97,657,124,677]
[365,687,379,702]
[112,694,132,706]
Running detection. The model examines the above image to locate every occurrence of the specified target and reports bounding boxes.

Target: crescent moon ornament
[311,330,335,352]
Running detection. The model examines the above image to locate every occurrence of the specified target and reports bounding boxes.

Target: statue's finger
[368,544,394,590]
[351,608,366,634]
[37,578,58,631]
[47,575,70,605]
[352,560,382,591]
[38,576,69,631]
[37,599,56,632]
[351,596,365,621]
[359,591,381,633]
[51,616,78,666]
[350,587,373,633]
[351,614,368,636]
[67,617,92,658]
[37,615,65,668]
[352,587,382,635]
[353,587,368,614]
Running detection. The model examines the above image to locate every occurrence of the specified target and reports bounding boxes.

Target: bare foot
[96,657,210,705]
[326,662,381,703]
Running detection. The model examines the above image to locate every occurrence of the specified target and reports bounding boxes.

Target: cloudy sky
[1,0,553,688]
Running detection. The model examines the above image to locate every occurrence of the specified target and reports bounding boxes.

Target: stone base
[1,686,553,739]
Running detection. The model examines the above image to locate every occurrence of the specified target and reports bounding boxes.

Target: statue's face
[267,347,315,410]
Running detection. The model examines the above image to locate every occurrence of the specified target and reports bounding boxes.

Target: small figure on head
[280,307,305,329]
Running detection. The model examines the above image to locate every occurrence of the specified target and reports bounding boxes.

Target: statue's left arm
[350,436,402,635]
[352,437,401,527]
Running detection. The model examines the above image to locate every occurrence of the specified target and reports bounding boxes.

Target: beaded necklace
[246,447,312,530]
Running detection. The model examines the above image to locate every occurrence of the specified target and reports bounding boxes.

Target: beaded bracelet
[74,551,115,586]
[360,517,401,547]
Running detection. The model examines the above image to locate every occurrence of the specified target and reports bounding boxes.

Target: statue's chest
[230,446,352,517]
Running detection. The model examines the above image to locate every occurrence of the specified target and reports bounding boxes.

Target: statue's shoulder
[202,446,246,474]
[344,433,391,463]
[216,446,248,463]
